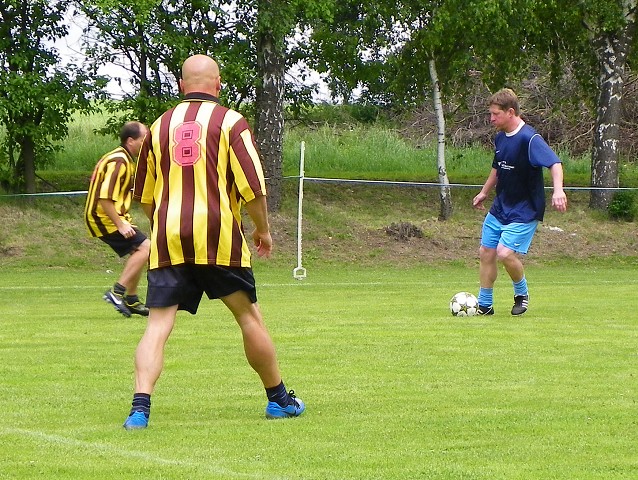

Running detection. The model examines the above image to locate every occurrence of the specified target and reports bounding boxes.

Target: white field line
[1,427,286,480]
[0,278,636,292]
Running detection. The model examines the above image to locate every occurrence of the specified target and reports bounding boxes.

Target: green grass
[1,263,637,479]
[50,110,116,171]
[283,125,637,187]
[26,112,636,190]
[1,106,637,190]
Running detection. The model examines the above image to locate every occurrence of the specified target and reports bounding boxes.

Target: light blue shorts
[480,212,538,254]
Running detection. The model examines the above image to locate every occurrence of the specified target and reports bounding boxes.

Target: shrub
[608,190,637,221]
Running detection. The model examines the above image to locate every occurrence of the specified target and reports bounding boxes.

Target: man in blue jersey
[472,88,567,316]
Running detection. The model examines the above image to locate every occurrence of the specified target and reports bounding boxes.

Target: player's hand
[472,192,487,210]
[118,221,135,238]
[252,229,273,258]
[552,189,567,212]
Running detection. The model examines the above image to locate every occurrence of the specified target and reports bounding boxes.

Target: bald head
[119,121,146,146]
[180,55,221,96]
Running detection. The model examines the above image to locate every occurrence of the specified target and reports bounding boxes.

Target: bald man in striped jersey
[123,54,304,429]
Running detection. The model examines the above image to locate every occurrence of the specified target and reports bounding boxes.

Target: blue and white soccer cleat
[104,290,132,318]
[265,391,305,419]
[123,410,149,430]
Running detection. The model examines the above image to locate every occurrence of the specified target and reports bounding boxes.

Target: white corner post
[293,141,307,280]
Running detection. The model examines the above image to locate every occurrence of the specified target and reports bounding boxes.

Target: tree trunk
[429,59,453,220]
[589,7,636,209]
[254,30,285,213]
[21,136,37,194]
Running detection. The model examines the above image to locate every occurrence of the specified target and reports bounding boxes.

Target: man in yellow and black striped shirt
[84,121,150,318]
[122,55,304,430]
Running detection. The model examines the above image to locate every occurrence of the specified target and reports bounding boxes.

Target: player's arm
[472,168,498,210]
[140,202,153,221]
[98,199,135,238]
[549,163,567,212]
[244,194,272,258]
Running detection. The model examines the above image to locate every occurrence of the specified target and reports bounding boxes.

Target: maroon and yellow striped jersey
[133,93,267,269]
[84,146,135,237]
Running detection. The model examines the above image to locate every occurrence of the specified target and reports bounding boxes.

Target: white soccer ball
[449,291,479,317]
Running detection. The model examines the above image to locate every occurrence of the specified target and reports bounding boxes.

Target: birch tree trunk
[429,59,453,220]
[589,2,637,209]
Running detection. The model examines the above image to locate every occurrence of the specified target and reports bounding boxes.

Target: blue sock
[478,288,493,307]
[130,393,151,418]
[265,381,290,407]
[513,277,528,296]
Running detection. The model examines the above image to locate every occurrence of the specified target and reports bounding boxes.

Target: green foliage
[95,95,178,137]
[289,103,392,126]
[306,0,545,106]
[608,190,637,221]
[80,1,250,122]
[0,0,107,192]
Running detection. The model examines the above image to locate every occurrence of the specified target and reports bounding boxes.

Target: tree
[238,0,334,212]
[429,59,453,220]
[246,0,291,213]
[308,0,538,219]
[80,0,332,212]
[533,0,638,209]
[0,0,106,193]
[79,0,241,132]
[580,1,637,209]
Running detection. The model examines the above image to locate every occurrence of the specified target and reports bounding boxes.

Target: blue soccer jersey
[490,123,561,224]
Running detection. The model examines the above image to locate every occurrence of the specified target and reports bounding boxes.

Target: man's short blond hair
[488,88,520,115]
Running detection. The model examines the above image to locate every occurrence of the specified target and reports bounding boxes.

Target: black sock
[265,381,289,407]
[130,393,151,418]
[125,294,139,303]
[113,283,126,296]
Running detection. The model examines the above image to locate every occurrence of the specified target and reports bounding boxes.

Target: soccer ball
[449,291,479,317]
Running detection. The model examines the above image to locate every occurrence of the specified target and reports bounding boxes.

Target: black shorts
[146,264,258,314]
[99,228,148,257]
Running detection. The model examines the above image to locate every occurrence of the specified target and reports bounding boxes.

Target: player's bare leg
[222,290,305,419]
[479,246,498,288]
[497,244,529,315]
[497,244,524,283]
[118,239,150,296]
[133,305,177,393]
[221,291,281,387]
[110,239,150,316]
[123,305,177,429]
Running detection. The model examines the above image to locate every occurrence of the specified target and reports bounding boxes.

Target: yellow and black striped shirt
[84,146,134,237]
[133,94,266,269]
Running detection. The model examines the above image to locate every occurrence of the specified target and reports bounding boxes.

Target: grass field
[1,109,637,478]
[1,262,637,479]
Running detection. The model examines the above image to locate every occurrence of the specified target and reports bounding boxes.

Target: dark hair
[119,121,145,146]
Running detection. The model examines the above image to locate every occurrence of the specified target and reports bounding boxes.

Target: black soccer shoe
[511,295,529,316]
[125,298,149,316]
[477,305,494,316]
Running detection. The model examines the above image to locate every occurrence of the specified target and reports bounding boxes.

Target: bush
[608,190,637,221]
